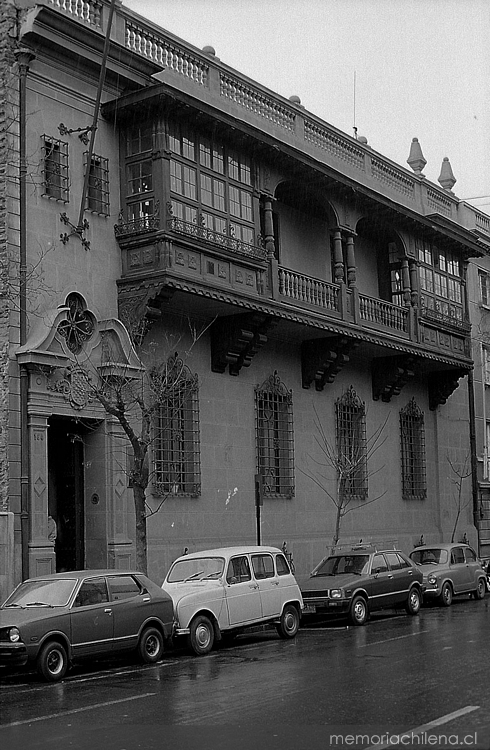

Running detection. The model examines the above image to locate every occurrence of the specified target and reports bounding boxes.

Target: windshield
[166,557,225,583]
[313,554,370,576]
[410,548,449,565]
[3,579,78,608]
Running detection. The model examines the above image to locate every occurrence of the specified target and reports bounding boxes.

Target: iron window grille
[335,386,368,501]
[152,355,201,497]
[400,398,427,501]
[255,372,294,499]
[84,152,110,215]
[42,135,69,202]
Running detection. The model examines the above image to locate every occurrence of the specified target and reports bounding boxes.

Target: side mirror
[227,576,238,585]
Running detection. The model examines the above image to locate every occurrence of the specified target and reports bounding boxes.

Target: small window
[396,553,411,569]
[371,554,388,574]
[85,153,109,215]
[251,554,275,580]
[108,575,141,601]
[74,578,109,607]
[451,547,465,565]
[275,554,291,576]
[464,547,477,563]
[42,135,69,202]
[385,552,401,571]
[480,271,489,306]
[226,556,251,583]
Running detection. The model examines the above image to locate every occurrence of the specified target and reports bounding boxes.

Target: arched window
[255,372,294,498]
[335,386,368,501]
[400,398,426,501]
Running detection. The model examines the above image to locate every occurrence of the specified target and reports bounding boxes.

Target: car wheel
[188,615,215,655]
[276,604,300,639]
[439,582,453,607]
[405,586,421,615]
[138,627,165,664]
[349,595,368,626]
[474,578,486,600]
[36,640,68,682]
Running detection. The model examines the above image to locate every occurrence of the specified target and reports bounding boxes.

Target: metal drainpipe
[14,48,35,580]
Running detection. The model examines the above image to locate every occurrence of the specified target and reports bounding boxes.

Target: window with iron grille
[255,372,294,498]
[400,398,426,501]
[335,386,368,501]
[152,355,200,497]
[84,153,109,215]
[42,136,69,202]
[479,271,490,307]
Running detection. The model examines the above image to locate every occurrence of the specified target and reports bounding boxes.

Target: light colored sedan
[409,543,486,606]
[162,545,303,655]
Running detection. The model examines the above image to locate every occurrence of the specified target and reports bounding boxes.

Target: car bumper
[0,642,28,667]
[421,585,441,599]
[302,599,351,616]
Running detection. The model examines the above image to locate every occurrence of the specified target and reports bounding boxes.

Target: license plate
[303,604,316,614]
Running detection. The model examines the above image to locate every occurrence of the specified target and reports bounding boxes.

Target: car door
[463,547,481,591]
[385,552,413,604]
[224,555,262,625]
[251,553,281,618]
[70,577,113,657]
[450,546,472,592]
[107,575,149,652]
[369,553,394,610]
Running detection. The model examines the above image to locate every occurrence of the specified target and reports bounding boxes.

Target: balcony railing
[168,218,267,261]
[114,216,160,238]
[359,294,409,333]
[278,268,340,313]
[48,0,102,26]
[419,306,471,332]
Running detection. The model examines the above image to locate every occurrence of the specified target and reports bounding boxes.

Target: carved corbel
[372,355,419,402]
[211,313,274,376]
[301,336,357,391]
[428,369,467,410]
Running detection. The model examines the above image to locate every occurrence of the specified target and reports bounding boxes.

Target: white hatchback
[162,545,304,655]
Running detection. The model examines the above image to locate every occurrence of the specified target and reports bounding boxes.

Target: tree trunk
[132,483,148,575]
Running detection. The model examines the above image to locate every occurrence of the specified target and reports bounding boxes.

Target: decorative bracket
[58,122,95,146]
[211,313,274,376]
[60,212,90,251]
[301,336,356,390]
[428,369,467,410]
[372,355,419,402]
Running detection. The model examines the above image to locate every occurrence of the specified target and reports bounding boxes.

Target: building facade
[1,0,489,595]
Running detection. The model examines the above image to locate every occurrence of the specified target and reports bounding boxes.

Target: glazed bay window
[42,135,69,201]
[400,399,426,501]
[335,387,368,501]
[168,119,257,253]
[152,356,201,497]
[123,124,156,231]
[255,372,295,499]
[417,238,463,322]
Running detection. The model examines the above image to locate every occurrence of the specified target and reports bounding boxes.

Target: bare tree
[447,451,472,543]
[301,402,389,553]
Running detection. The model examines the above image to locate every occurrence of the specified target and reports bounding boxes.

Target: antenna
[353,70,357,139]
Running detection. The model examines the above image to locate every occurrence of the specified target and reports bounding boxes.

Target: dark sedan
[0,569,174,681]
[301,545,423,625]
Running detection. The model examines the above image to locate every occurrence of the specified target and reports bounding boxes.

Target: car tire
[439,582,453,607]
[473,578,486,600]
[349,595,368,626]
[405,586,421,615]
[36,640,68,682]
[188,615,215,655]
[276,604,300,639]
[138,627,165,664]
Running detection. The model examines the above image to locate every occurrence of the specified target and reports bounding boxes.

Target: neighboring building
[1,0,490,594]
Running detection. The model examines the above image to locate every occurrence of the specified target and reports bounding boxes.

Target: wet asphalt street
[1,596,490,750]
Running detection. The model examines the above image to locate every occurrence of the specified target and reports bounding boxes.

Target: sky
[123,0,490,212]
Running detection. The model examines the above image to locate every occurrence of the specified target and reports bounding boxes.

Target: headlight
[330,589,343,599]
[427,574,437,585]
[8,627,20,643]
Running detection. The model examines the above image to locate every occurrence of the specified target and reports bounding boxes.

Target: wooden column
[332,229,344,283]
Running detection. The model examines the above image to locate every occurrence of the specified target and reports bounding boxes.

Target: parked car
[0,570,174,681]
[300,544,423,625]
[161,545,303,655]
[409,543,486,606]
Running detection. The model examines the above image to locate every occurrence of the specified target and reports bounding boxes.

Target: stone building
[1,0,489,595]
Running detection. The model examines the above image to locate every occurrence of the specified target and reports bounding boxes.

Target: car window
[372,554,388,574]
[226,556,251,584]
[73,578,109,607]
[275,553,291,576]
[396,553,411,569]
[3,578,77,607]
[108,575,141,601]
[385,553,401,570]
[451,547,465,565]
[251,554,275,580]
[464,547,477,563]
[166,557,224,582]
[410,548,448,565]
